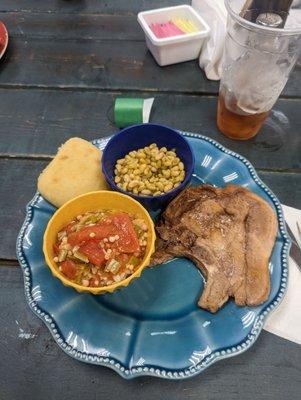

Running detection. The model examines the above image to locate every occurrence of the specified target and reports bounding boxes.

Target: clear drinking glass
[217,0,301,140]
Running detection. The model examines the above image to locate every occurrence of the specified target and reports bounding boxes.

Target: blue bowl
[102,124,195,210]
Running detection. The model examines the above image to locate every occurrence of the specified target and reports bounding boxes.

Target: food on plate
[114,143,185,196]
[150,184,277,313]
[53,209,148,287]
[43,190,156,294]
[38,137,108,207]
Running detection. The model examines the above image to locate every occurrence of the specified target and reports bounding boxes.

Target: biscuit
[38,137,109,207]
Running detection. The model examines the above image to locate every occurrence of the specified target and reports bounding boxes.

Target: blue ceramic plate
[16,132,290,380]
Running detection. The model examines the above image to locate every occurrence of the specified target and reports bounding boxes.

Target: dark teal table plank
[1,12,142,41]
[0,37,219,94]
[0,37,300,97]
[0,89,300,171]
[1,265,301,400]
[0,0,185,14]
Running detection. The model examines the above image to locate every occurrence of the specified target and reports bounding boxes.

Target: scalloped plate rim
[16,131,291,380]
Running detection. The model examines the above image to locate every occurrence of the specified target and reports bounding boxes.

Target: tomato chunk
[53,242,60,255]
[60,260,77,280]
[67,224,114,246]
[79,241,106,267]
[67,212,140,253]
[112,213,140,253]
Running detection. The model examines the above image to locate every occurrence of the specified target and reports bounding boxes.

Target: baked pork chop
[151,185,278,313]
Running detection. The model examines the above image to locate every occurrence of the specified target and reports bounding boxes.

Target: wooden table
[0,1,300,399]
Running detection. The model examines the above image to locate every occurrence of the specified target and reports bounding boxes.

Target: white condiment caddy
[137,5,210,66]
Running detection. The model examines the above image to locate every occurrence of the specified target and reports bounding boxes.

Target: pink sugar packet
[150,21,185,38]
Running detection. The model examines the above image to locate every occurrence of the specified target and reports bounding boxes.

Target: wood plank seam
[0,10,138,17]
[0,83,220,96]
[0,84,299,100]
[1,155,301,174]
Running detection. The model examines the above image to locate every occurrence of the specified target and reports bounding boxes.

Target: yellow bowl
[43,190,156,294]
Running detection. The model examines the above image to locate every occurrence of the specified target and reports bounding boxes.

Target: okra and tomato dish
[53,210,149,287]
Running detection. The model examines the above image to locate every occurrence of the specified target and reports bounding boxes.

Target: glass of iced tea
[217,0,301,140]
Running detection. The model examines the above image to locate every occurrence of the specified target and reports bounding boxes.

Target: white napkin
[191,0,227,80]
[264,205,301,345]
[286,1,301,30]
